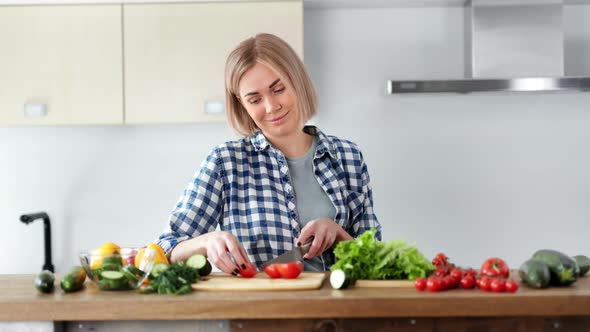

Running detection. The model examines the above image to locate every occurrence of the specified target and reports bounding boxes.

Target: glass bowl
[79,245,156,291]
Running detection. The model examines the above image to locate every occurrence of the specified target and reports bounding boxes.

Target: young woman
[157,33,381,275]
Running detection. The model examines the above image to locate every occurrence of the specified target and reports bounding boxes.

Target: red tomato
[276,262,303,279]
[443,275,457,289]
[432,253,449,267]
[414,277,427,291]
[426,277,442,292]
[460,275,476,289]
[505,279,519,293]
[478,276,492,291]
[239,264,258,278]
[464,268,478,277]
[450,268,463,282]
[490,278,506,292]
[263,264,281,279]
[434,267,447,277]
[480,257,510,278]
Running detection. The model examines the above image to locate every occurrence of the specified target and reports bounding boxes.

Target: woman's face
[238,62,300,139]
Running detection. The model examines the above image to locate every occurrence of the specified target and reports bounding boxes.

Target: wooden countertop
[1,273,590,321]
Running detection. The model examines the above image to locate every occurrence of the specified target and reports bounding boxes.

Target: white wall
[304,4,590,269]
[0,124,234,273]
[1,3,590,274]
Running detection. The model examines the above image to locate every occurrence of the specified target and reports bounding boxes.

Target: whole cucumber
[34,270,55,294]
[573,255,590,276]
[532,249,578,286]
[518,259,551,289]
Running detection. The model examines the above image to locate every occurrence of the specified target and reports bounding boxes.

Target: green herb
[331,229,434,282]
[139,261,200,295]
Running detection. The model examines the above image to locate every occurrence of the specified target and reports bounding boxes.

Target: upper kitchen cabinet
[0,5,123,125]
[123,1,303,124]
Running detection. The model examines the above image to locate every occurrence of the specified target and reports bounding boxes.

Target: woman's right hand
[170,231,253,275]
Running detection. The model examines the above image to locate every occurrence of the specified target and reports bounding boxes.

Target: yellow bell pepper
[90,242,121,269]
[134,243,169,270]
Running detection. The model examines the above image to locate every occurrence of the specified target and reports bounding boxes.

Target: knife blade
[261,243,312,269]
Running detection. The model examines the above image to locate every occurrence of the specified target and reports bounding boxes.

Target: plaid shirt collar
[248,125,339,160]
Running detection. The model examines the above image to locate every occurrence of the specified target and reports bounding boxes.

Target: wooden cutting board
[354,279,414,288]
[192,272,326,291]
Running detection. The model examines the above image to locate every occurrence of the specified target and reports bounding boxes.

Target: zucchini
[330,269,352,289]
[518,259,551,289]
[35,270,55,294]
[573,255,590,276]
[186,254,212,276]
[61,266,86,293]
[532,249,578,286]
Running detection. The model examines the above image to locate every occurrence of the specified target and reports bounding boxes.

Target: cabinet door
[123,1,303,124]
[0,5,123,125]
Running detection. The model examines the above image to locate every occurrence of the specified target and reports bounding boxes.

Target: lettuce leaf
[331,229,434,281]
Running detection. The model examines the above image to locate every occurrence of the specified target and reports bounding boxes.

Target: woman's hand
[170,231,253,275]
[296,218,353,259]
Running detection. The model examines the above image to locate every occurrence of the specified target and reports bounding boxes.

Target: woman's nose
[265,97,282,113]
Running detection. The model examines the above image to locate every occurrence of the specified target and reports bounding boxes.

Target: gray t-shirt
[286,135,337,271]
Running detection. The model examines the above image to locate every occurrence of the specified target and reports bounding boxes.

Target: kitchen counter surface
[1,273,590,321]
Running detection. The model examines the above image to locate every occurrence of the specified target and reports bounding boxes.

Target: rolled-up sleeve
[157,148,225,254]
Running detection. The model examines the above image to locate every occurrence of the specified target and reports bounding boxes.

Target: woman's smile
[269,110,290,125]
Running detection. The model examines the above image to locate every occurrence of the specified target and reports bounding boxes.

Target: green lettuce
[331,229,434,281]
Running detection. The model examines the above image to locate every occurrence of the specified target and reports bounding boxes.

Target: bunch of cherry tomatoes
[414,253,519,293]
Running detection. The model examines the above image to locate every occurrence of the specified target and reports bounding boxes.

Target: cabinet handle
[24,102,48,117]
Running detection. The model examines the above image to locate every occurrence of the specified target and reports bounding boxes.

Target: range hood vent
[388,0,590,94]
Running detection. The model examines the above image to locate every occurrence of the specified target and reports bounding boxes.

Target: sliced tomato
[276,262,303,279]
[263,264,281,279]
[239,264,258,278]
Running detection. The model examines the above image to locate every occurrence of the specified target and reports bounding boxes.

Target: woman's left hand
[296,218,353,259]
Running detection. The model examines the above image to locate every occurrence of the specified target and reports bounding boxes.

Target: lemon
[98,242,121,255]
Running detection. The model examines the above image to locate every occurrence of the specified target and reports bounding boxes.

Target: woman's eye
[249,98,261,104]
[274,88,285,94]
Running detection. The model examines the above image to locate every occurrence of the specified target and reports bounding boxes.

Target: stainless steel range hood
[387,0,590,94]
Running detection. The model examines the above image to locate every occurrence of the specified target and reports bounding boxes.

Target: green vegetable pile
[139,261,200,295]
[331,229,434,282]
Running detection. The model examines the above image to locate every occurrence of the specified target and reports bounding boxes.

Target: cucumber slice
[102,256,123,267]
[186,254,207,270]
[121,266,139,282]
[330,269,351,289]
[199,260,212,277]
[100,270,125,281]
[151,262,169,278]
[124,264,145,277]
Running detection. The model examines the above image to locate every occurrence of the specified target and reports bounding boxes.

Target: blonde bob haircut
[224,33,318,137]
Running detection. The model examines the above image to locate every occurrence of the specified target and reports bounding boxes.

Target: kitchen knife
[261,243,312,269]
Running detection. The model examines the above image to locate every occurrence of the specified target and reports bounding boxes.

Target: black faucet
[20,212,54,273]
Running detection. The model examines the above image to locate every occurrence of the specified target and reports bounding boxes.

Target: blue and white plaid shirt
[157,126,381,269]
